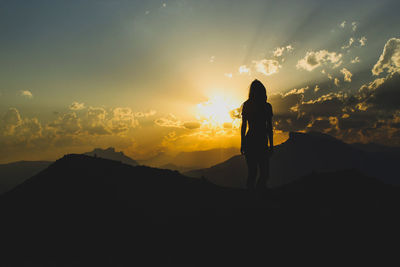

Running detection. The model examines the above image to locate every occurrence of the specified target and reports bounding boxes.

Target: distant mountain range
[185,131,400,188]
[137,147,238,171]
[1,154,399,265]
[1,132,399,196]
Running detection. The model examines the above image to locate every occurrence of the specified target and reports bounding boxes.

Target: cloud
[296,50,342,71]
[341,38,354,50]
[359,36,367,47]
[49,112,81,135]
[20,90,33,98]
[351,22,357,32]
[273,47,285,57]
[155,114,182,128]
[1,108,22,135]
[372,38,400,75]
[0,106,158,162]
[69,101,85,110]
[340,68,353,82]
[334,78,340,86]
[183,121,201,130]
[109,107,138,134]
[134,110,156,118]
[155,114,202,130]
[253,59,281,76]
[357,71,400,111]
[351,57,360,64]
[273,45,293,57]
[239,65,250,74]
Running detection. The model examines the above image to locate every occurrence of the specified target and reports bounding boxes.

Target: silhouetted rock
[83,147,138,166]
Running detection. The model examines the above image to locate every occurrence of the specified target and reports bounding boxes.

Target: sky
[1,0,400,163]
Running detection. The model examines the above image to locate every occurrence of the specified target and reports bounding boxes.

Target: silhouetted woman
[240,79,274,191]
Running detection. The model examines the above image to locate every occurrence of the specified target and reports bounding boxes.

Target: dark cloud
[183,121,201,130]
[265,69,400,145]
[360,72,400,111]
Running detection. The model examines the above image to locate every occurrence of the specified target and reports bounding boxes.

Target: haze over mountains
[185,132,400,187]
[1,132,399,196]
[0,146,237,194]
[137,147,238,171]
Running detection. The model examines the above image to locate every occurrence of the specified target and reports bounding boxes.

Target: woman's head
[248,79,267,102]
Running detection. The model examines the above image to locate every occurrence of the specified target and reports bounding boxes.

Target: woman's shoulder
[266,102,273,115]
[241,99,250,110]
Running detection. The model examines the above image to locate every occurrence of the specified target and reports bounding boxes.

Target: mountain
[158,163,194,172]
[0,161,52,194]
[0,147,138,195]
[185,131,400,188]
[0,154,398,265]
[83,147,138,166]
[138,147,238,170]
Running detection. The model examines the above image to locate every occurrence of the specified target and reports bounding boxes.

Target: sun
[196,94,240,127]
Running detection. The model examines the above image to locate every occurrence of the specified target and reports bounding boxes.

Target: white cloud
[253,59,281,75]
[49,112,81,135]
[341,37,354,50]
[296,50,342,71]
[372,38,400,75]
[340,68,353,82]
[334,78,340,87]
[1,108,22,135]
[69,101,85,110]
[351,22,357,32]
[284,86,309,96]
[273,45,294,57]
[359,36,367,47]
[351,57,360,64]
[109,107,138,134]
[155,114,182,128]
[239,65,250,74]
[273,47,285,57]
[134,110,156,118]
[20,90,33,98]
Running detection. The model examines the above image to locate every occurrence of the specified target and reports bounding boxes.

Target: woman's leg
[245,153,257,190]
[257,152,270,190]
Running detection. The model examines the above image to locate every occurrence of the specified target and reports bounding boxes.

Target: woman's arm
[240,117,247,155]
[267,116,274,152]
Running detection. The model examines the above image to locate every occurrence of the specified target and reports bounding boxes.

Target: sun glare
[196,94,240,127]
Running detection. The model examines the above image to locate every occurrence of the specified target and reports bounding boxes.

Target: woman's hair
[248,79,267,102]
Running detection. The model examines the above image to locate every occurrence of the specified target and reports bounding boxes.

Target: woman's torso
[242,100,272,151]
